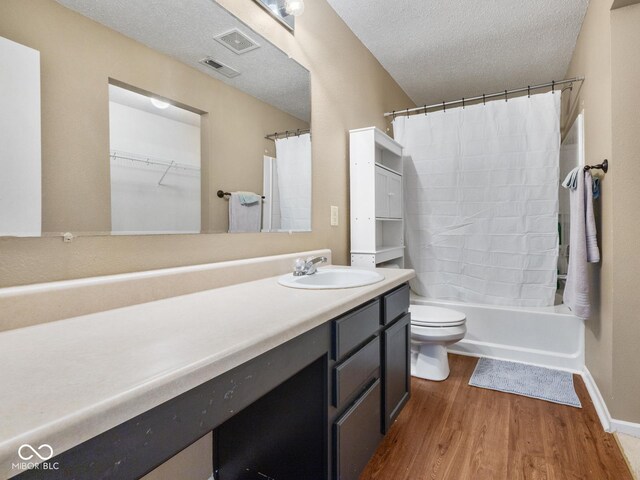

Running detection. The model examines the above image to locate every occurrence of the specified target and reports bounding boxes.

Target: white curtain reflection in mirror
[273,133,311,231]
[108,85,201,235]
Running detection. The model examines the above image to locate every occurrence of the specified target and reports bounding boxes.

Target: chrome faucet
[293,256,328,276]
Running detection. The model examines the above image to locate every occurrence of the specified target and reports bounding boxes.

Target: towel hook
[505,90,508,102]
[443,101,446,113]
[552,80,555,94]
[482,94,486,106]
[424,105,427,115]
[462,97,465,109]
[584,159,609,173]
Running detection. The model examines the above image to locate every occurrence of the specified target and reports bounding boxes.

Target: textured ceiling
[326,0,589,107]
[54,0,310,122]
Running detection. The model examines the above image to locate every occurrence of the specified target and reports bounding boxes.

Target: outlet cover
[330,206,339,226]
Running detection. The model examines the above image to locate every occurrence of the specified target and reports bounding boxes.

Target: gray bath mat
[469,358,581,408]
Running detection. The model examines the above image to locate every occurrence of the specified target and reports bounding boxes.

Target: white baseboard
[581,367,612,432]
[581,367,640,438]
[612,419,640,438]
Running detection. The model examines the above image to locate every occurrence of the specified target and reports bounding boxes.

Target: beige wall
[0,0,308,237]
[0,0,413,287]
[563,0,615,416]
[565,0,640,424]
[610,3,640,423]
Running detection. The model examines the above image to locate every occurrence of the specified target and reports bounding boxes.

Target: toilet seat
[409,305,466,328]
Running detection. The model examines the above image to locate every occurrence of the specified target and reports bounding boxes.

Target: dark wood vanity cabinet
[331,300,383,480]
[331,284,411,480]
[21,283,411,480]
[380,283,411,433]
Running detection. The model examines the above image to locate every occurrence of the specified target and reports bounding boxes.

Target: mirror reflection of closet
[108,84,202,235]
[0,0,311,238]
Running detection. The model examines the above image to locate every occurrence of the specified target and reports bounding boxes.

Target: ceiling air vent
[200,57,240,78]
[214,28,260,55]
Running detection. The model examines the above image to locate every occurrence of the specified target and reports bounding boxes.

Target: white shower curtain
[275,133,312,231]
[394,92,560,307]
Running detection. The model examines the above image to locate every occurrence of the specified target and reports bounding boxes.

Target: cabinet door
[382,313,411,433]
[334,380,382,480]
[387,172,402,219]
[374,168,389,217]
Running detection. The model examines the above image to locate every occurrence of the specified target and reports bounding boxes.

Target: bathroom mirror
[0,0,311,237]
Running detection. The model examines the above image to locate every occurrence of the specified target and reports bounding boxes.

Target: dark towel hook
[584,159,609,173]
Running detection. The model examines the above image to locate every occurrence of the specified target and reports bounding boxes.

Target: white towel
[237,191,261,206]
[563,171,600,318]
[228,192,261,233]
[562,166,581,189]
[584,173,600,263]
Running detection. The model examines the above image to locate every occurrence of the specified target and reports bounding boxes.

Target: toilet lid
[409,305,466,327]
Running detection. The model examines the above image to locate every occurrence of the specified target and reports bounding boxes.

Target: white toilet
[409,305,467,381]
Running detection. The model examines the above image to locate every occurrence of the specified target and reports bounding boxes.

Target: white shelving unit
[349,127,405,269]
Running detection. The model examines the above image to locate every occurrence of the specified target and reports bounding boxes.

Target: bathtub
[411,294,584,373]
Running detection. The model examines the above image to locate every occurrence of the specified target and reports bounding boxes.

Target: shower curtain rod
[384,77,585,118]
[264,128,310,140]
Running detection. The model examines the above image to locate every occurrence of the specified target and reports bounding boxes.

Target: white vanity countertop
[0,267,413,477]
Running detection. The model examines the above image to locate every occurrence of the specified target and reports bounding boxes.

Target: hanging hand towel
[562,171,600,318]
[228,192,261,233]
[237,191,261,206]
[562,167,581,190]
[584,173,600,262]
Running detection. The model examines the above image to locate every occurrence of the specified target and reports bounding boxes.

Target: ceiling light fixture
[150,98,170,109]
[285,0,305,16]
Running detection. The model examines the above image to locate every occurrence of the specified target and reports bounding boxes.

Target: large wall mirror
[0,0,311,237]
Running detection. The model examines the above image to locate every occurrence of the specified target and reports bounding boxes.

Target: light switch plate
[330,206,339,226]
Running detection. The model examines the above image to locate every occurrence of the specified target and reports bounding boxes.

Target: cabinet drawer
[383,283,410,325]
[333,300,380,360]
[334,379,382,480]
[334,336,380,408]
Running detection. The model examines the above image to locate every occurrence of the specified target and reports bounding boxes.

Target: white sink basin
[278,268,385,290]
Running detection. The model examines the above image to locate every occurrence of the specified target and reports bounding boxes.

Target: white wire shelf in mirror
[110,150,201,185]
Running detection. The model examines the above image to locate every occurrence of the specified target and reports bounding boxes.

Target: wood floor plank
[360,354,633,480]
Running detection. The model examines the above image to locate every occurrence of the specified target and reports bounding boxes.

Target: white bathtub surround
[394,92,561,307]
[0,249,332,332]
[411,295,584,372]
[562,169,600,318]
[0,259,413,478]
[275,133,312,231]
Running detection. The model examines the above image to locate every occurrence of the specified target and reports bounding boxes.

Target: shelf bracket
[158,161,176,186]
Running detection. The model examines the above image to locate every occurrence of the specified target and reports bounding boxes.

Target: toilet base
[411,343,450,381]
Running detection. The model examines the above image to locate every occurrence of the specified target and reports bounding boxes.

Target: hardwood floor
[361,354,632,480]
